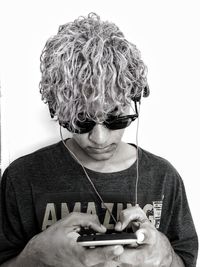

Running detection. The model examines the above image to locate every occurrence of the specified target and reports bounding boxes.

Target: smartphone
[77,232,137,247]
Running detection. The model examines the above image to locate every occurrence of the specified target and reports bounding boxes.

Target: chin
[87,151,115,161]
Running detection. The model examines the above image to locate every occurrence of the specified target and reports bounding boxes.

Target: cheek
[72,134,89,147]
[109,128,125,141]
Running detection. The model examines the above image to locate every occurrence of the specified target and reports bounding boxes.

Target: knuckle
[64,212,76,222]
[69,211,79,218]
[92,214,99,220]
[135,205,142,211]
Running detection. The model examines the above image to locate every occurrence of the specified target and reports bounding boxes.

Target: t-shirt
[0,141,198,266]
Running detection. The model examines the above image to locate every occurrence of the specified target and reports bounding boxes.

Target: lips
[87,144,115,154]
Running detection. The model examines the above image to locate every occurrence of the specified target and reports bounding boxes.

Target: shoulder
[138,146,184,185]
[2,141,65,183]
[9,141,62,168]
[140,147,177,171]
[136,147,187,203]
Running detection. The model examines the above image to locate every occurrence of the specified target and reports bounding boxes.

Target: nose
[88,124,110,146]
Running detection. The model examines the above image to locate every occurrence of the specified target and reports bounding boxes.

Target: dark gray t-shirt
[0,141,198,266]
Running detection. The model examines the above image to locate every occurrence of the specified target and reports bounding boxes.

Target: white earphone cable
[60,126,117,224]
[135,102,141,205]
[59,101,141,221]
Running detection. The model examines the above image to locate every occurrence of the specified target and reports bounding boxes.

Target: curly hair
[39,13,149,131]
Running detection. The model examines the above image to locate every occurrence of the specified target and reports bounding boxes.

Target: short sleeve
[0,168,27,264]
[166,176,198,267]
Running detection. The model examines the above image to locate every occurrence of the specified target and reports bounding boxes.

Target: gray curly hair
[39,13,149,131]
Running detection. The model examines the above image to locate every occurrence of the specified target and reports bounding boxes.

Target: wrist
[157,232,184,267]
[14,235,43,267]
[170,247,185,267]
[156,231,173,266]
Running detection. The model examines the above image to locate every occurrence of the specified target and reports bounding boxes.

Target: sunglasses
[61,102,139,134]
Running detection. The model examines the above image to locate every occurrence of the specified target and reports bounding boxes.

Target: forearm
[0,253,39,267]
[0,253,45,267]
[0,257,20,267]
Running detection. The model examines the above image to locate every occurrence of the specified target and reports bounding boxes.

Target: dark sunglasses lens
[75,120,95,134]
[61,120,95,134]
[106,117,133,130]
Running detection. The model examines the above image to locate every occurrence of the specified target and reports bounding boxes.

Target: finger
[63,226,81,235]
[83,245,124,266]
[130,221,140,232]
[119,248,142,266]
[62,212,106,233]
[125,221,140,232]
[65,231,80,240]
[94,261,121,267]
[115,206,148,231]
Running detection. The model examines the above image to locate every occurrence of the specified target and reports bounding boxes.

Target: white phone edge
[78,238,137,247]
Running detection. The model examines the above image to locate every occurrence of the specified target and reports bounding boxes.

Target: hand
[16,212,124,267]
[114,206,173,267]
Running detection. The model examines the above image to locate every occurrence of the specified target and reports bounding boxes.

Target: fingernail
[137,232,145,242]
[113,245,124,256]
[100,225,107,231]
[115,221,122,230]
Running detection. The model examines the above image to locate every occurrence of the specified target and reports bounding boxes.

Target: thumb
[85,245,124,266]
[104,245,124,258]
[135,229,147,245]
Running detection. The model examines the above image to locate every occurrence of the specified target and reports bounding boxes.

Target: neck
[65,139,137,173]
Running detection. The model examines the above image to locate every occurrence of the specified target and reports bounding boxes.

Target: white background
[1,0,200,264]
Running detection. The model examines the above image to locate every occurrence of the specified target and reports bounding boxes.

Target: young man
[0,13,198,267]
